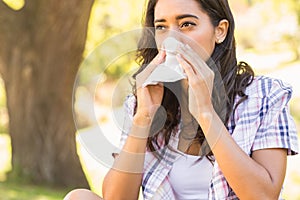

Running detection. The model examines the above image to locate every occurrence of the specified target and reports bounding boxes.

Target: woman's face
[154,0,219,61]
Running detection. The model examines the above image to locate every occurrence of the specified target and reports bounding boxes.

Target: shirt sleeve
[112,94,136,158]
[251,79,299,155]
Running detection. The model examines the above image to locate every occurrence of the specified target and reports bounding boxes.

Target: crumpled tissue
[143,37,187,87]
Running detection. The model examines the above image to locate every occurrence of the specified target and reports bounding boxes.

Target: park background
[0,0,300,199]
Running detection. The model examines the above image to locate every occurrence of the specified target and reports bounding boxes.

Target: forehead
[154,0,203,18]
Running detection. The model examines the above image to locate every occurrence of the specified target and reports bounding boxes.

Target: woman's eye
[155,25,166,30]
[181,22,196,29]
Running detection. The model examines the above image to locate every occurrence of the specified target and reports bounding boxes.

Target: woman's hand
[134,50,166,126]
[176,44,215,119]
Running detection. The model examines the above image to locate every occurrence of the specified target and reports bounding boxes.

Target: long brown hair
[133,0,254,157]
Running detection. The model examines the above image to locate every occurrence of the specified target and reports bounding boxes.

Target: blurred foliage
[274,0,300,59]
[290,98,300,125]
[283,0,300,24]
[81,0,145,82]
[234,0,300,59]
[0,79,8,134]
[2,0,24,10]
[85,0,145,52]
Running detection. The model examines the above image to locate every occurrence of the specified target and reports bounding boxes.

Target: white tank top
[168,153,213,200]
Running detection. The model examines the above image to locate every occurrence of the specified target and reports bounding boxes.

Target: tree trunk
[0,0,94,187]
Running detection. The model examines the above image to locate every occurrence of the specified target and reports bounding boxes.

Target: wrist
[129,114,152,139]
[196,105,215,124]
[133,112,152,127]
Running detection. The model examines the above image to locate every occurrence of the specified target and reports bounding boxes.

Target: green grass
[0,181,68,200]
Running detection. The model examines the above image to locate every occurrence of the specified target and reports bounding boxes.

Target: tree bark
[0,0,94,187]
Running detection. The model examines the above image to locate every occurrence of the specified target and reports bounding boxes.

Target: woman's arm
[177,44,287,199]
[102,114,151,200]
[198,109,286,199]
[103,51,166,200]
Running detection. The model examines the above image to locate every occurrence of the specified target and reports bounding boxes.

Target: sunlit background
[0,0,299,199]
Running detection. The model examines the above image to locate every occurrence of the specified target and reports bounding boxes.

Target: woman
[65,0,298,199]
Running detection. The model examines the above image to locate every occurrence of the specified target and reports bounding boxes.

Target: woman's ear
[215,19,229,44]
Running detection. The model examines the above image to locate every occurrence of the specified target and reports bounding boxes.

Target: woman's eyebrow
[154,14,199,23]
[154,19,166,23]
[176,14,199,20]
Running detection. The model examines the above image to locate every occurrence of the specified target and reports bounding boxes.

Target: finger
[151,49,166,66]
[176,54,196,78]
[176,45,199,70]
[177,53,209,90]
[177,44,207,75]
[183,45,215,80]
[136,50,166,88]
[177,45,215,89]
[148,83,164,93]
[145,49,166,73]
[184,43,210,68]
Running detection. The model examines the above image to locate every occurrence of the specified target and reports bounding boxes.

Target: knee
[64,189,103,200]
[64,189,86,200]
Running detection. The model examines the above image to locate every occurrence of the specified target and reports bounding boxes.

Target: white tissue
[143,37,186,87]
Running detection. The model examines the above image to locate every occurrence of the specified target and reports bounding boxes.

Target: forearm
[102,115,150,200]
[197,109,282,199]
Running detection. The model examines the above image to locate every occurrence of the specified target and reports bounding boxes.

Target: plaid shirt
[117,76,299,200]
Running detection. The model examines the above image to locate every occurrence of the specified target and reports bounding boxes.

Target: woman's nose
[165,29,185,44]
